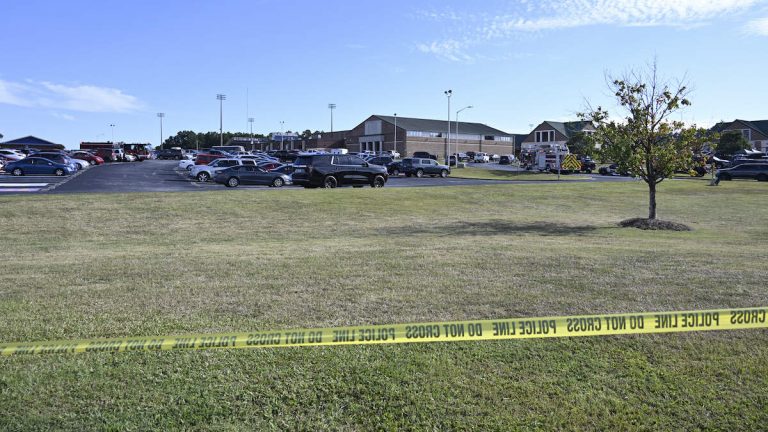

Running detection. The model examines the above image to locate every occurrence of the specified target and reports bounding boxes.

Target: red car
[71,151,105,166]
[195,153,221,165]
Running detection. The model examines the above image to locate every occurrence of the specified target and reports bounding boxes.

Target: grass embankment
[452,166,589,180]
[1,181,767,430]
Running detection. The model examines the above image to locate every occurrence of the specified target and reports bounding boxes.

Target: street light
[248,117,255,150]
[444,90,452,164]
[455,105,472,165]
[393,113,397,156]
[109,124,115,142]
[328,103,336,133]
[157,113,165,149]
[280,121,285,151]
[217,94,226,147]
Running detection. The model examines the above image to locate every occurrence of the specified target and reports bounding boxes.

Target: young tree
[584,62,701,220]
[718,131,751,156]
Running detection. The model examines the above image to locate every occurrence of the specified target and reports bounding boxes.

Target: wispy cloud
[51,112,76,121]
[417,0,763,62]
[0,79,142,113]
[745,16,768,34]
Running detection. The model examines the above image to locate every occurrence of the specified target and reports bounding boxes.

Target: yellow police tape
[1,307,766,356]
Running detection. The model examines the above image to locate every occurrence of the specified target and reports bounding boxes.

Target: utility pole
[217,94,226,147]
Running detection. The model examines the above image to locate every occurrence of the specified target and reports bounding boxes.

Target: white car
[178,159,196,171]
[0,149,25,161]
[474,152,490,163]
[189,158,258,182]
[70,158,91,170]
[384,150,401,159]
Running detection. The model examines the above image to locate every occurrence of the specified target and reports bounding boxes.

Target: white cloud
[417,0,763,61]
[745,16,768,34]
[51,112,76,121]
[0,79,142,113]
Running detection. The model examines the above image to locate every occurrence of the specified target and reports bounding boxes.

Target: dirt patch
[618,218,692,231]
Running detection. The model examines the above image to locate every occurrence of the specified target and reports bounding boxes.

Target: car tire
[323,176,338,188]
[197,172,211,182]
[89,160,96,166]
[405,173,412,177]
[440,169,448,178]
[584,169,592,174]
[416,169,424,178]
[11,168,23,176]
[227,177,240,188]
[757,174,768,182]
[186,165,193,171]
[392,168,400,176]
[54,168,65,176]
[371,175,385,188]
[272,177,285,187]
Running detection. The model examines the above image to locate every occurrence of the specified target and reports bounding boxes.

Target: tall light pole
[157,113,165,149]
[217,94,226,147]
[248,117,255,151]
[280,120,285,151]
[444,90,452,164]
[455,105,472,165]
[109,124,115,142]
[328,103,336,133]
[393,113,397,156]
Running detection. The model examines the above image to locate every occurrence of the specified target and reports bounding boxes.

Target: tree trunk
[648,181,657,220]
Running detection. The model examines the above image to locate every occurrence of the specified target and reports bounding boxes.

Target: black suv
[156,148,185,160]
[292,154,388,188]
[716,163,768,182]
[401,158,450,178]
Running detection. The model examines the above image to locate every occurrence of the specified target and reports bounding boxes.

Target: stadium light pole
[217,94,226,147]
[280,120,285,151]
[157,113,165,149]
[109,124,115,142]
[328,103,336,133]
[455,105,472,165]
[248,117,255,151]
[444,90,452,164]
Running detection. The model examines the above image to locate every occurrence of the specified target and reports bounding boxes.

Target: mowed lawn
[1,180,767,430]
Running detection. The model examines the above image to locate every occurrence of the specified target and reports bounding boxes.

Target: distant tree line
[162,129,323,149]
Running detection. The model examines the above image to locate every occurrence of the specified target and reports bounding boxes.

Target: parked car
[489,154,500,162]
[412,151,437,160]
[383,150,401,159]
[123,153,137,162]
[579,156,597,173]
[715,163,768,182]
[272,149,300,162]
[292,154,388,188]
[28,152,76,167]
[271,164,295,175]
[5,157,76,176]
[89,147,121,162]
[474,152,490,163]
[69,157,91,170]
[156,148,185,160]
[178,159,196,171]
[194,153,222,166]
[190,158,258,182]
[214,165,292,188]
[70,151,105,165]
[0,149,25,161]
[386,160,404,176]
[499,155,515,165]
[366,156,394,167]
[401,158,450,178]
[598,164,632,176]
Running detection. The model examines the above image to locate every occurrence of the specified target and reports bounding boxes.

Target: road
[0,160,637,195]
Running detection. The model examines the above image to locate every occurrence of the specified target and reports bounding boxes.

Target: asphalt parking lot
[0,160,637,195]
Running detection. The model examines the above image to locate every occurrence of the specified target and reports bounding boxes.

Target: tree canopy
[717,131,752,156]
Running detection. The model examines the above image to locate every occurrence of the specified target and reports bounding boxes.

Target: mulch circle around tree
[618,218,692,231]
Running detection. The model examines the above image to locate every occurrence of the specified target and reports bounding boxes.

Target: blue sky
[1,0,767,147]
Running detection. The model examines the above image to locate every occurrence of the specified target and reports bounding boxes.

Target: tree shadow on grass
[380,219,601,237]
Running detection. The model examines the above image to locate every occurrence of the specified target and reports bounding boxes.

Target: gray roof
[544,121,594,139]
[373,115,512,137]
[711,119,768,136]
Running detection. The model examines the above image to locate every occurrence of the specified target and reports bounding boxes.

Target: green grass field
[1,180,767,430]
